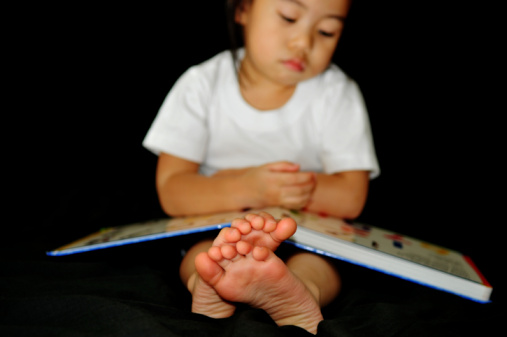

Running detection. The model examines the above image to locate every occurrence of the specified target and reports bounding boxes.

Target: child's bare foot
[188,269,236,319]
[190,213,298,323]
[195,240,323,334]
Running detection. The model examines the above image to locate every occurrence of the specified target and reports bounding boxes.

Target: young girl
[143,0,379,334]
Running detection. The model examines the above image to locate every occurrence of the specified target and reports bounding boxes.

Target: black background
[6,1,504,296]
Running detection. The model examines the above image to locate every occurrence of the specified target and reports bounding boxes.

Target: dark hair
[226,0,248,70]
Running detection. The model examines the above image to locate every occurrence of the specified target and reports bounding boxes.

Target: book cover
[47,207,492,303]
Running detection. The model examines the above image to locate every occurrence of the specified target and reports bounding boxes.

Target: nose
[288,29,312,53]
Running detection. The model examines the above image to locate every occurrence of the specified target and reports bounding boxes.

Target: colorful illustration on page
[298,212,355,242]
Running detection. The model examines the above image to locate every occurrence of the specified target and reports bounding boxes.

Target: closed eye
[280,14,296,23]
[319,30,335,37]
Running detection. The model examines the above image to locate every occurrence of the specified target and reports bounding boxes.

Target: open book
[47,207,492,303]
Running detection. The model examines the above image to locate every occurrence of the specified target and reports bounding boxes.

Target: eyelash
[280,14,336,38]
[280,14,296,23]
[319,31,335,38]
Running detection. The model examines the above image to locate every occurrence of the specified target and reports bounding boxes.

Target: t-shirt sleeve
[319,79,380,178]
[142,68,210,163]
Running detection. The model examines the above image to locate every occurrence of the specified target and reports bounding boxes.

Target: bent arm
[304,171,370,220]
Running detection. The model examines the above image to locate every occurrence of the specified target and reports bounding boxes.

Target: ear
[234,0,250,25]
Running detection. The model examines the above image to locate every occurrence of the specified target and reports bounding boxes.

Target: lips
[283,59,305,72]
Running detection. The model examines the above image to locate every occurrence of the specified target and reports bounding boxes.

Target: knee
[286,252,341,305]
[179,239,213,285]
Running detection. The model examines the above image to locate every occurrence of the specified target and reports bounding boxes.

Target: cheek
[322,37,339,54]
[311,45,335,72]
[248,26,280,56]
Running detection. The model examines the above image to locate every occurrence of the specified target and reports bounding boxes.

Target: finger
[265,161,300,172]
[281,181,316,197]
[280,191,313,210]
[281,199,311,210]
[279,171,315,186]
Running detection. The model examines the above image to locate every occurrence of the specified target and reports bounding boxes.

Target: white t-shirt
[143,50,380,178]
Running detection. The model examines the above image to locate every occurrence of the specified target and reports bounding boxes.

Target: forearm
[157,172,262,217]
[304,171,369,220]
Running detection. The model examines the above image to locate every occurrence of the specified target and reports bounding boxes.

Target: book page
[351,223,484,283]
[165,210,248,231]
[297,212,355,242]
[285,211,484,284]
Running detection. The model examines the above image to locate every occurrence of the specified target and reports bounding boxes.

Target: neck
[238,61,296,111]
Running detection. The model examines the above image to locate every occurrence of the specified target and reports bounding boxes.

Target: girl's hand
[239,161,316,210]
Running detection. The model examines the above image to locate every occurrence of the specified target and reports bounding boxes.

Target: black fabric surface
[1,234,504,337]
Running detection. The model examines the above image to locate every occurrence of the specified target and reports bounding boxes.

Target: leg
[181,239,236,318]
[286,253,341,307]
[180,239,213,287]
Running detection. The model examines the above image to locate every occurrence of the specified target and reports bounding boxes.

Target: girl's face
[236,0,350,87]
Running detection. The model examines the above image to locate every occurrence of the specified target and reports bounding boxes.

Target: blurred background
[6,1,503,295]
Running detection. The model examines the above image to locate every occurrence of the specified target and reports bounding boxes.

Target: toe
[252,246,271,261]
[246,214,265,230]
[271,217,297,242]
[213,227,240,246]
[223,227,242,243]
[258,211,276,221]
[231,219,253,235]
[263,219,277,233]
[195,252,224,286]
[208,246,224,262]
[221,245,238,260]
[236,241,253,255]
